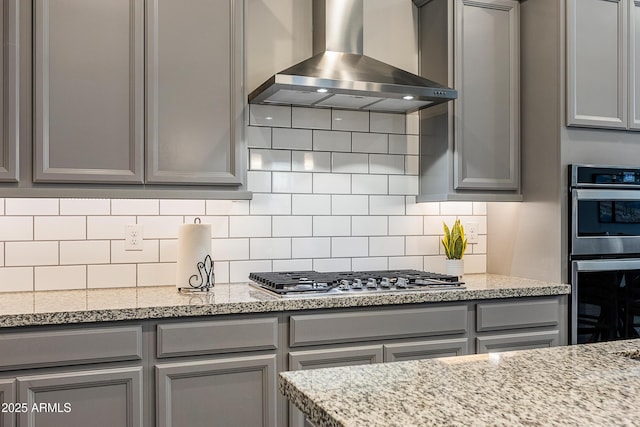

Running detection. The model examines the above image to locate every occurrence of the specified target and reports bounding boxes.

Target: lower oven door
[571,258,640,344]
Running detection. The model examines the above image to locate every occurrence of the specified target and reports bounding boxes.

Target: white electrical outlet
[125,224,143,251]
[466,222,479,244]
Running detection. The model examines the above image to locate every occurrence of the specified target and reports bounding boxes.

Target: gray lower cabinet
[17,366,143,427]
[476,330,561,353]
[0,0,19,183]
[0,379,16,427]
[155,355,277,427]
[416,0,521,201]
[383,338,470,362]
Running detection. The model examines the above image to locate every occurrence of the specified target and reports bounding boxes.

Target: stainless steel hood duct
[248,0,457,114]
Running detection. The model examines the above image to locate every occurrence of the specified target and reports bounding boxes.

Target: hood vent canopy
[248,0,457,114]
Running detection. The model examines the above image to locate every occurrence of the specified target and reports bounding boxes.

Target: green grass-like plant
[442,219,468,260]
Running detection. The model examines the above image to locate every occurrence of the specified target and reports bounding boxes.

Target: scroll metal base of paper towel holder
[178,254,215,293]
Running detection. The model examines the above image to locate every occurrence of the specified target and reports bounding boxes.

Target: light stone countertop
[0,274,570,328]
[280,339,640,427]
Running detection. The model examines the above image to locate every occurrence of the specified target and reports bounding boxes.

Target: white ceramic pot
[445,259,464,278]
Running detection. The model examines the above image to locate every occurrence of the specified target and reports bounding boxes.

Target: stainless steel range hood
[248,0,456,114]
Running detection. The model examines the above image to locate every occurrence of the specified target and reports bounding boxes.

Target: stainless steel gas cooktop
[248,270,465,297]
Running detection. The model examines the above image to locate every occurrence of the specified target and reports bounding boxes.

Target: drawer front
[476,330,560,353]
[0,325,142,370]
[476,298,560,332]
[157,317,278,358]
[289,305,468,347]
[383,338,470,363]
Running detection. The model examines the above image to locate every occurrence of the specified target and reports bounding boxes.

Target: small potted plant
[442,219,468,277]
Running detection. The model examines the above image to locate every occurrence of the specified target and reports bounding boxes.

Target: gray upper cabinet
[146,0,244,185]
[0,0,19,183]
[34,0,144,183]
[567,0,628,129]
[416,0,521,202]
[630,1,640,129]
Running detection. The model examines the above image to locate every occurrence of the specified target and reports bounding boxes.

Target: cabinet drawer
[289,305,467,347]
[476,298,560,332]
[157,317,278,358]
[0,325,142,370]
[476,330,560,353]
[383,338,469,362]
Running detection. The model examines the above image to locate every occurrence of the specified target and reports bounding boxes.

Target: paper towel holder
[179,253,215,292]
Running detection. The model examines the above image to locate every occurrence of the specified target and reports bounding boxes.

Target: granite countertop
[280,339,640,427]
[0,274,570,328]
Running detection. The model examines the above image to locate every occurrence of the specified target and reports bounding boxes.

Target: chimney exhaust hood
[248,0,457,114]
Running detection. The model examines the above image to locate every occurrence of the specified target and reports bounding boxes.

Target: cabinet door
[34,0,144,183]
[476,330,560,353]
[156,355,277,427]
[0,379,16,427]
[146,0,244,185]
[383,338,469,362]
[630,0,640,129]
[454,0,519,190]
[288,346,383,427]
[567,0,627,128]
[17,367,143,427]
[0,0,18,183]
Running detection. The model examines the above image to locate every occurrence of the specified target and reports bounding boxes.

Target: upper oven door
[571,188,640,256]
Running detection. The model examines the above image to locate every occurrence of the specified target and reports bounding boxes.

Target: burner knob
[352,279,363,289]
[396,277,409,288]
[380,277,391,287]
[366,278,377,288]
[339,279,351,290]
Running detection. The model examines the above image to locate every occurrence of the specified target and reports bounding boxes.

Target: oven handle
[573,188,640,201]
[572,258,640,272]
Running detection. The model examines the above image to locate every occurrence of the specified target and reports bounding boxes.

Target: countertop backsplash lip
[0,274,570,328]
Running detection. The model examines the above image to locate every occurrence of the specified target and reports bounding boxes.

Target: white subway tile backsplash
[423,255,446,273]
[389,134,419,155]
[370,195,405,215]
[0,267,33,292]
[406,112,419,135]
[250,149,291,171]
[389,216,423,235]
[213,238,249,261]
[35,265,86,291]
[313,258,351,272]
[313,130,351,152]
[229,216,271,237]
[213,261,230,285]
[6,242,58,266]
[250,193,291,215]
[6,198,58,215]
[229,260,272,282]
[88,264,136,288]
[272,172,312,193]
[292,151,331,172]
[60,241,110,265]
[273,258,313,272]
[180,216,228,238]
[424,216,450,235]
[292,195,331,215]
[138,216,182,239]
[405,155,419,175]
[160,200,205,216]
[370,154,405,175]
[405,236,440,256]
[351,216,387,236]
[60,199,110,215]
[291,237,331,258]
[331,195,368,215]
[332,153,369,174]
[463,254,487,274]
[206,200,250,216]
[352,133,388,154]
[473,202,488,215]
[87,216,136,240]
[0,199,4,215]
[352,257,388,271]
[313,173,351,194]
[247,126,271,148]
[292,107,331,129]
[273,216,312,237]
[313,216,350,237]
[111,240,159,264]
[369,236,405,256]
[273,128,312,150]
[331,237,368,257]
[389,256,424,270]
[332,110,369,132]
[351,175,387,195]
[370,112,404,134]
[389,175,419,195]
[247,171,272,193]
[0,217,33,241]
[138,263,176,287]
[440,201,473,216]
[35,216,86,241]
[0,243,3,266]
[250,238,291,259]
[160,240,178,262]
[406,197,439,215]
[111,199,159,215]
[249,104,291,127]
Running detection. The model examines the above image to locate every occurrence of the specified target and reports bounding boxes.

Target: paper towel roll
[176,220,212,291]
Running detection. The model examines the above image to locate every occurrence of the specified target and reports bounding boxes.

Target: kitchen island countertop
[280,339,640,427]
[0,273,569,327]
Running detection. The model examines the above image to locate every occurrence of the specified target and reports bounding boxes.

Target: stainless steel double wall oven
[570,164,640,344]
